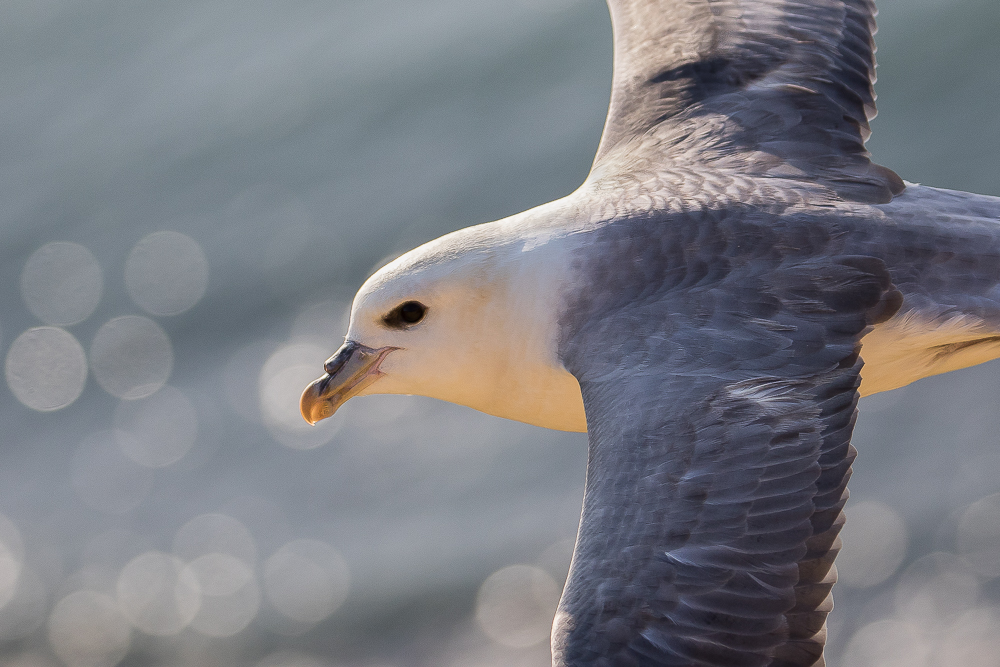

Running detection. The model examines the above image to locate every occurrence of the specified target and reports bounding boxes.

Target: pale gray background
[1,0,999,665]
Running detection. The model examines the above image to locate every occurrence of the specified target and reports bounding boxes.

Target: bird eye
[383,300,427,328]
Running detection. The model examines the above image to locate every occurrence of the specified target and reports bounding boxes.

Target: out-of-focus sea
[1,1,998,665]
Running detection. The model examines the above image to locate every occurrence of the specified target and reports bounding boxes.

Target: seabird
[300,1,1000,665]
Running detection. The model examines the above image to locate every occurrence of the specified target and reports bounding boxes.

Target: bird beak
[299,341,398,425]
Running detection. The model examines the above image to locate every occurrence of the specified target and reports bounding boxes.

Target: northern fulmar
[300,1,1000,665]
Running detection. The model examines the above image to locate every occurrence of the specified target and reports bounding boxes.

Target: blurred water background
[1,1,999,665]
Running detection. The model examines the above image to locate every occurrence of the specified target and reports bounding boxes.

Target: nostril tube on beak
[301,342,397,425]
[323,341,358,376]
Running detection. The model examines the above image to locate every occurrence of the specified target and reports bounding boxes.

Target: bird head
[299,215,587,432]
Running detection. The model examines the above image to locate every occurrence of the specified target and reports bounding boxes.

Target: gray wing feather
[553,211,902,666]
[838,186,1000,331]
[872,186,1000,319]
[596,0,903,203]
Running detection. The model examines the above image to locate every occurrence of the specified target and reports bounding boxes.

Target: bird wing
[593,0,903,203]
[554,215,902,666]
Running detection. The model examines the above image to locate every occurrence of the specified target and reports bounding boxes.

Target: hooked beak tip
[300,374,336,425]
[299,343,398,425]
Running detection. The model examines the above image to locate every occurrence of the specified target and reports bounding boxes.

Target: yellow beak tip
[298,342,396,426]
[299,380,328,425]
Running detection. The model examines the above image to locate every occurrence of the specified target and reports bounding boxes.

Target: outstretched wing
[594,0,903,203]
[554,213,902,666]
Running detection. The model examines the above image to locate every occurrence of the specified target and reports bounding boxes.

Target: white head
[299,218,588,433]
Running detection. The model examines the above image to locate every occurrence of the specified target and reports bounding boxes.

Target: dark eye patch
[383,301,427,328]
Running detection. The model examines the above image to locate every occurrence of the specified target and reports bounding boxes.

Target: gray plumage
[594,0,903,204]
[548,1,1000,665]
[301,1,1000,665]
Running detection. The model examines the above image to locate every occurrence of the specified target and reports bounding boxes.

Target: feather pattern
[550,182,1000,665]
[593,0,903,203]
[554,210,903,666]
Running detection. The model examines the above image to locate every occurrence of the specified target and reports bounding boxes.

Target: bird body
[333,178,1000,432]
[300,0,1000,664]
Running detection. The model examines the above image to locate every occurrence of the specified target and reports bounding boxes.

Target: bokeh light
[183,553,260,637]
[89,316,173,400]
[839,535,1000,667]
[842,619,928,667]
[71,432,153,515]
[0,515,25,613]
[124,231,209,317]
[112,385,198,468]
[20,242,103,327]
[0,567,47,642]
[837,500,909,588]
[47,591,131,667]
[258,343,345,449]
[172,513,257,566]
[894,552,980,625]
[186,556,251,600]
[115,551,200,636]
[957,493,1000,578]
[5,327,87,412]
[474,565,560,648]
[183,553,252,599]
[263,540,349,625]
[934,607,1000,667]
